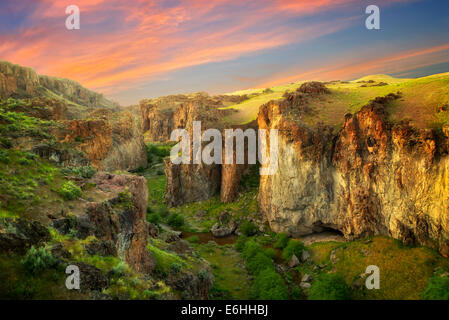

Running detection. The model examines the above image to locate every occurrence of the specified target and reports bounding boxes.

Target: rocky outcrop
[164,159,221,207]
[53,173,155,273]
[0,60,119,111]
[57,110,147,171]
[258,87,449,256]
[139,92,243,142]
[0,218,51,252]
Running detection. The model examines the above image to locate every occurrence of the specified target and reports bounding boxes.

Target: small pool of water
[180,231,238,245]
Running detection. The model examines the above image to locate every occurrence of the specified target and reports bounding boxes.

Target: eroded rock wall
[57,110,147,171]
[258,92,449,256]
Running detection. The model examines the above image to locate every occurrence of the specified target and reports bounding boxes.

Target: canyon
[1,60,449,300]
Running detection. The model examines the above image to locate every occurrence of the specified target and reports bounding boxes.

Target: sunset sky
[1,0,448,105]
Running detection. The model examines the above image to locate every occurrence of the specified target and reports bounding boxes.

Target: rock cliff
[139,92,244,142]
[53,173,155,273]
[57,110,147,171]
[258,86,449,256]
[0,61,119,111]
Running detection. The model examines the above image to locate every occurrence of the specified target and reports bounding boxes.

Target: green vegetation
[309,273,351,300]
[250,268,289,300]
[146,143,171,166]
[147,242,187,276]
[308,236,449,300]
[195,242,252,300]
[282,240,305,261]
[421,276,449,300]
[57,181,82,200]
[240,221,258,236]
[274,232,290,249]
[166,213,185,227]
[223,73,449,129]
[21,246,58,275]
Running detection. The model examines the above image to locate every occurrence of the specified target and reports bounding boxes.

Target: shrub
[148,213,161,225]
[157,207,170,218]
[274,232,289,249]
[309,273,351,300]
[234,236,248,252]
[72,165,96,179]
[251,269,289,300]
[167,213,185,227]
[240,221,258,236]
[282,239,305,261]
[21,246,58,275]
[246,252,274,275]
[170,262,183,274]
[242,240,264,261]
[421,276,449,300]
[112,261,129,277]
[57,181,82,200]
[198,268,210,281]
[264,248,276,259]
[0,149,10,164]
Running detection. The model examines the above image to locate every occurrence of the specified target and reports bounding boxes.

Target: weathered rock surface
[139,92,243,142]
[0,218,50,252]
[258,86,449,255]
[0,60,119,111]
[56,110,147,171]
[164,159,221,207]
[53,173,155,273]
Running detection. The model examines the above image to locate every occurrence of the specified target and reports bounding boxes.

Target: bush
[0,149,10,164]
[21,246,58,275]
[73,165,96,179]
[282,240,305,261]
[112,262,129,277]
[246,252,274,275]
[264,248,276,259]
[421,276,449,300]
[234,236,248,252]
[309,273,351,300]
[251,269,289,300]
[157,207,170,218]
[167,213,185,227]
[274,232,289,249]
[170,262,182,274]
[240,221,258,236]
[148,213,161,225]
[57,181,82,200]
[242,240,264,261]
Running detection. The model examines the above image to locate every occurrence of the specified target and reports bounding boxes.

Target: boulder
[0,218,50,253]
[288,254,300,268]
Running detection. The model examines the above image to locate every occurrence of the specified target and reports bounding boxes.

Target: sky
[0,0,448,105]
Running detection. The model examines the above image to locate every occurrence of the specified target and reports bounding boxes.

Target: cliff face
[53,173,155,273]
[139,92,244,142]
[0,61,119,111]
[57,110,147,171]
[164,159,221,207]
[258,91,449,256]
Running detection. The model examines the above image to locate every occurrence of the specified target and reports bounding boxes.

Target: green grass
[308,236,449,300]
[221,73,449,128]
[195,242,252,299]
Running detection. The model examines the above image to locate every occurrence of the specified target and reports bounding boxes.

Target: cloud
[0,0,428,102]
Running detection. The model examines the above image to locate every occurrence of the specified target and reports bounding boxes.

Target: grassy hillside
[222,73,449,129]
